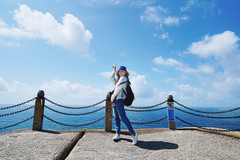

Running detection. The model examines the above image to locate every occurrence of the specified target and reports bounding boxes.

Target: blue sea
[1,102,240,134]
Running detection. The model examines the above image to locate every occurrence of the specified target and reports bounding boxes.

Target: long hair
[115,72,131,85]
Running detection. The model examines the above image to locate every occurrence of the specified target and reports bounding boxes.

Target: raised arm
[110,70,116,83]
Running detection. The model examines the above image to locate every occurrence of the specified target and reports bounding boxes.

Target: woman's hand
[112,64,116,71]
[111,101,114,105]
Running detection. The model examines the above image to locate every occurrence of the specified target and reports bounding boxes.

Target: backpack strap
[117,81,128,87]
[117,81,128,96]
[122,87,127,96]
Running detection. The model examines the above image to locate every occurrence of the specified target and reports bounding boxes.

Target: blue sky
[0,0,240,107]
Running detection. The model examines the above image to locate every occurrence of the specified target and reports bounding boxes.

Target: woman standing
[110,65,138,145]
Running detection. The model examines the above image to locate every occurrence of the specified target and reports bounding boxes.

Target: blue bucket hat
[116,66,129,76]
[118,66,127,72]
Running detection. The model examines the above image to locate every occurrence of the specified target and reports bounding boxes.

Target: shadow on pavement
[119,138,179,150]
[136,140,179,150]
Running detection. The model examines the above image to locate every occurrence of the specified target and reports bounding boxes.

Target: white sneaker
[113,134,120,142]
[132,132,138,145]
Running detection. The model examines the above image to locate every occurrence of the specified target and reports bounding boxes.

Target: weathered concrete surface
[66,128,240,160]
[0,129,84,160]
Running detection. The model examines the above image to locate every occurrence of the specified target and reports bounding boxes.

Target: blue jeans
[113,99,135,135]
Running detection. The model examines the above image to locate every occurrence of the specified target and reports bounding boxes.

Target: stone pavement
[67,129,240,160]
[1,128,240,160]
[0,129,84,160]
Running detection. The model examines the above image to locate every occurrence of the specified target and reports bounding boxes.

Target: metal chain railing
[125,107,167,112]
[0,97,36,110]
[0,116,34,130]
[175,100,240,114]
[176,116,240,132]
[45,105,105,116]
[0,106,34,117]
[1,94,239,132]
[132,117,167,124]
[45,98,106,109]
[43,115,105,127]
[175,107,240,119]
[126,100,167,109]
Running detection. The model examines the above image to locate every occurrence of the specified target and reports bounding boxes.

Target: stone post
[32,90,45,131]
[105,93,112,132]
[167,95,176,130]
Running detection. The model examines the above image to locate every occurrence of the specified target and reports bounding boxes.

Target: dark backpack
[120,81,135,106]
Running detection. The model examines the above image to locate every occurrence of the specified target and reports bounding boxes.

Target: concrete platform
[67,128,240,160]
[1,128,240,160]
[0,129,84,160]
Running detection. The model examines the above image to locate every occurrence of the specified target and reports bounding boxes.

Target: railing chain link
[175,107,240,119]
[176,116,240,132]
[175,100,240,114]
[126,100,167,109]
[132,117,167,124]
[0,97,36,110]
[0,106,34,117]
[45,105,105,116]
[43,115,105,127]
[0,116,34,130]
[125,107,167,112]
[45,98,106,109]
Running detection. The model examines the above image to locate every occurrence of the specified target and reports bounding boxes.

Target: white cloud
[187,31,239,58]
[99,72,112,78]
[187,30,240,77]
[0,76,108,105]
[0,77,36,104]
[153,32,170,40]
[82,0,155,7]
[129,73,175,105]
[0,5,93,59]
[197,65,215,74]
[172,30,240,106]
[41,79,106,102]
[158,32,169,40]
[152,68,165,73]
[131,0,155,7]
[140,5,188,28]
[180,0,196,11]
[0,73,165,106]
[0,77,32,93]
[130,74,153,99]
[164,16,179,26]
[173,83,221,107]
[153,56,215,75]
[212,77,240,98]
[180,15,189,21]
[153,56,183,67]
[179,64,215,74]
[180,0,217,17]
[176,83,206,100]
[140,6,163,24]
